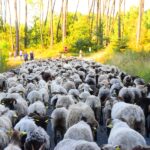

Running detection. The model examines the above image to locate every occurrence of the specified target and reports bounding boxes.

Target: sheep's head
[1,98,17,110]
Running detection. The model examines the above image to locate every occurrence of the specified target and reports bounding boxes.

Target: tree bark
[50,0,53,47]
[7,0,13,51]
[73,0,79,21]
[90,0,95,39]
[108,0,115,35]
[62,0,68,43]
[118,0,123,41]
[0,0,3,29]
[14,0,19,56]
[44,0,50,26]
[99,0,103,46]
[24,0,28,48]
[56,0,63,42]
[136,0,144,46]
[40,0,44,48]
[96,0,99,44]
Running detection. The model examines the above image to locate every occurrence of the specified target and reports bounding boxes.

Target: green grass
[106,50,150,83]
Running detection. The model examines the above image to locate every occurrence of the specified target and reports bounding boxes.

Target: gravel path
[47,106,150,150]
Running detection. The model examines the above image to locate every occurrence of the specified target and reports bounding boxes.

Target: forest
[0,0,150,81]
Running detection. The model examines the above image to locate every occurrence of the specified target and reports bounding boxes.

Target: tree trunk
[105,0,110,44]
[50,0,53,47]
[0,0,3,29]
[108,0,115,35]
[24,0,28,48]
[14,0,19,56]
[99,0,103,46]
[118,0,122,41]
[90,0,95,39]
[7,0,13,51]
[40,0,44,48]
[62,0,68,43]
[136,0,144,46]
[4,0,7,24]
[44,0,50,26]
[56,0,63,42]
[73,0,79,21]
[96,0,99,44]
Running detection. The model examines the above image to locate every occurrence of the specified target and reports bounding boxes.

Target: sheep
[98,86,110,106]
[51,107,68,145]
[28,101,46,116]
[123,75,133,87]
[0,74,6,91]
[79,91,91,102]
[3,110,18,126]
[67,102,98,128]
[66,102,98,141]
[39,87,49,104]
[13,97,28,116]
[118,87,135,103]
[0,130,10,150]
[54,139,100,150]
[68,89,80,102]
[24,126,50,150]
[51,80,67,95]
[56,95,74,109]
[110,83,123,97]
[111,102,145,135]
[41,71,52,82]
[0,115,12,130]
[105,119,146,150]
[26,82,37,96]
[8,84,26,98]
[146,114,150,137]
[4,131,21,150]
[63,80,76,92]
[132,145,150,150]
[14,116,37,133]
[64,121,93,142]
[7,77,18,89]
[27,90,42,104]
[0,104,9,115]
[1,98,17,110]
[85,95,101,123]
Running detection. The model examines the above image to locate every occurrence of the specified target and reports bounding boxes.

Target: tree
[0,0,3,29]
[24,0,28,48]
[40,0,44,47]
[50,0,53,47]
[118,0,123,41]
[7,0,13,51]
[62,0,68,43]
[14,0,19,55]
[136,0,144,46]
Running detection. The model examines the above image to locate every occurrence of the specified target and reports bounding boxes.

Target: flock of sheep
[0,57,150,150]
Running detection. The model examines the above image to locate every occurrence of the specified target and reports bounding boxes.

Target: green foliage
[106,51,150,83]
[0,40,9,72]
[112,37,128,52]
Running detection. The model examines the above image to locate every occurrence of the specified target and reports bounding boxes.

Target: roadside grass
[106,50,150,83]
